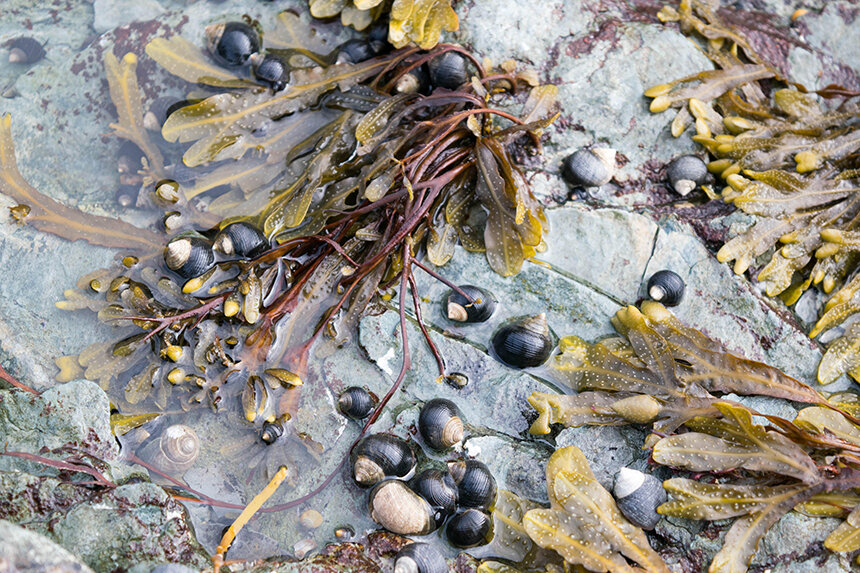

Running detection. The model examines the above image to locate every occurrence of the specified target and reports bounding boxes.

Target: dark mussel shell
[250,53,289,92]
[613,467,667,530]
[393,542,448,573]
[646,270,685,307]
[561,148,615,188]
[213,222,269,258]
[338,386,376,420]
[428,51,469,90]
[368,480,437,536]
[666,155,710,196]
[446,508,492,548]
[448,459,497,510]
[491,313,553,369]
[205,22,260,67]
[164,232,215,279]
[418,398,464,450]
[7,37,45,65]
[410,469,459,522]
[336,38,386,64]
[446,285,496,323]
[351,434,416,487]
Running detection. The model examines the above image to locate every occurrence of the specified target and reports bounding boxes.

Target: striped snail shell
[666,155,710,196]
[350,434,416,487]
[446,508,493,548]
[138,424,200,475]
[445,285,496,323]
[410,469,459,522]
[418,398,464,450]
[164,232,215,279]
[448,459,497,510]
[491,314,554,369]
[561,148,616,187]
[394,542,448,573]
[338,387,376,420]
[213,222,269,259]
[646,270,685,307]
[205,22,260,67]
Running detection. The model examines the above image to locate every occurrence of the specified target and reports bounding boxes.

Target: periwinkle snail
[666,155,710,196]
[445,285,496,323]
[368,479,438,536]
[613,467,666,530]
[393,542,448,573]
[249,53,289,92]
[337,386,376,420]
[164,232,215,279]
[137,424,200,475]
[491,313,554,369]
[213,221,270,259]
[350,434,416,487]
[336,38,385,64]
[6,37,45,65]
[646,270,685,306]
[446,508,493,548]
[561,148,616,188]
[418,398,464,450]
[410,469,459,522]
[428,51,470,90]
[205,22,260,67]
[448,459,497,510]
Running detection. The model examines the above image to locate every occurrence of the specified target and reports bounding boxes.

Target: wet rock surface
[0,0,858,571]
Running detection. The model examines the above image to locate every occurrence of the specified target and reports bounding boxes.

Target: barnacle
[646,0,860,387]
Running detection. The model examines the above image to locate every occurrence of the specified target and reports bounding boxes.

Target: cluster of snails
[445,285,555,370]
[352,399,498,549]
[204,21,288,91]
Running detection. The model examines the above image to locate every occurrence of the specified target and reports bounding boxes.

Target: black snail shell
[336,38,385,64]
[561,148,616,188]
[646,270,685,307]
[138,424,200,475]
[666,155,710,196]
[491,313,553,369]
[7,37,45,65]
[418,398,464,450]
[410,469,459,522]
[368,480,438,536]
[446,508,493,548]
[250,53,289,92]
[338,386,376,420]
[213,222,270,258]
[164,232,215,279]
[394,542,448,573]
[351,434,416,487]
[446,285,496,323]
[428,52,469,90]
[448,459,497,510]
[613,467,667,530]
[205,22,260,67]
[260,417,289,445]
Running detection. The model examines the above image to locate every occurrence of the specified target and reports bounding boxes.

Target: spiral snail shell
[138,424,200,475]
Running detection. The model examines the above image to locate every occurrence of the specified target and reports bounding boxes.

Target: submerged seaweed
[645,0,860,386]
[528,302,860,572]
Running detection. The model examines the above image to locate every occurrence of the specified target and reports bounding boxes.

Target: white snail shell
[139,424,200,475]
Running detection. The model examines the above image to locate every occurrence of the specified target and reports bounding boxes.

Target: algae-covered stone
[0,519,94,573]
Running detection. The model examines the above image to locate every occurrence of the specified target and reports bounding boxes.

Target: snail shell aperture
[350,434,416,487]
[368,480,437,536]
[446,285,496,323]
[646,270,685,307]
[491,313,554,369]
[666,155,710,196]
[613,467,667,530]
[418,398,464,450]
[561,148,616,188]
[138,424,200,475]
[394,542,448,573]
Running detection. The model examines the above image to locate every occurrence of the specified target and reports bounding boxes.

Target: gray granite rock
[0,519,95,573]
